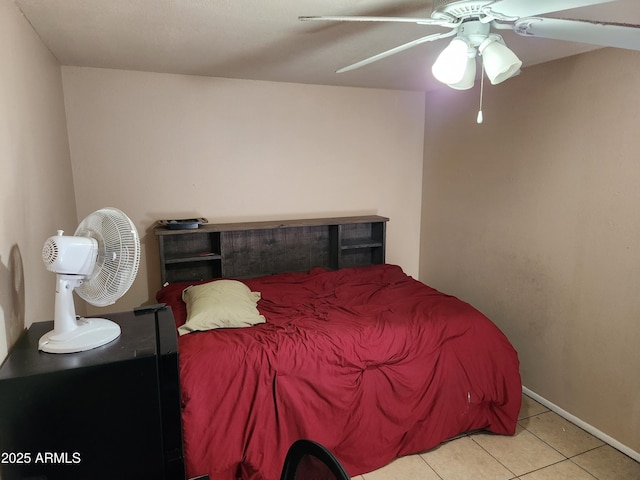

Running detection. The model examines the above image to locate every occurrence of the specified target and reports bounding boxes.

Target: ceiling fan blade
[299,15,456,27]
[336,30,458,73]
[488,0,615,19]
[514,17,640,51]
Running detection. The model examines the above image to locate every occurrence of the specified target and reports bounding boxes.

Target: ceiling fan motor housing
[432,0,493,19]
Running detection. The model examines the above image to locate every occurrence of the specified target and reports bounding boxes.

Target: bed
[156,259,521,480]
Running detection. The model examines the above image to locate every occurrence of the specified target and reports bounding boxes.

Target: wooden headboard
[154,215,388,284]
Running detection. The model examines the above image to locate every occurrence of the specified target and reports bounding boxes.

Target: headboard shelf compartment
[332,220,386,269]
[155,215,388,284]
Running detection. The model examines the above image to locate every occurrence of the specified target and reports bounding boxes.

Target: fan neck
[457,20,491,47]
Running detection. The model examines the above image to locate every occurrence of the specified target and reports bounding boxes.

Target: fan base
[39,317,121,354]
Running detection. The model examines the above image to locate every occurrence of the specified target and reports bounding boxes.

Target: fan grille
[74,208,140,306]
[42,238,59,265]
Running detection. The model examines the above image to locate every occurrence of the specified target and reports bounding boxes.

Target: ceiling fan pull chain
[477,62,485,124]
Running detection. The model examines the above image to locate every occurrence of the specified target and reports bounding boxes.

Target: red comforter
[156,264,521,480]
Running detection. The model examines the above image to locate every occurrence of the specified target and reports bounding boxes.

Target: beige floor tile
[420,436,515,480]
[518,460,597,480]
[519,411,604,457]
[519,394,549,420]
[572,445,640,480]
[362,454,440,480]
[472,426,565,476]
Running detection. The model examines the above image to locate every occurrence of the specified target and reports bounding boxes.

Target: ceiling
[13,0,640,92]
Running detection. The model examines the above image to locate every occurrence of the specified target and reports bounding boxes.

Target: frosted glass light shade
[432,38,472,85]
[448,56,476,90]
[480,37,522,85]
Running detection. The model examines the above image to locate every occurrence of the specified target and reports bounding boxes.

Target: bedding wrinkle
[156,264,522,480]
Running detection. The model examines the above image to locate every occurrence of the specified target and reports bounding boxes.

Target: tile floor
[353,394,640,480]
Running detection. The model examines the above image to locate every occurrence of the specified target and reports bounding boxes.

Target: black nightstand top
[0,310,163,380]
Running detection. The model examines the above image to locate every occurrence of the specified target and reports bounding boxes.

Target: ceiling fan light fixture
[431,37,474,85]
[479,34,522,85]
[301,2,640,91]
[448,55,477,90]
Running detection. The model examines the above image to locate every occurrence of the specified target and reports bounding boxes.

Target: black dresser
[0,308,184,480]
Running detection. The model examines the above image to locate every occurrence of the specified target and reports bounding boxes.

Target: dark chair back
[280,439,350,480]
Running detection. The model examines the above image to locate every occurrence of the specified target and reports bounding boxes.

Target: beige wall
[0,0,77,361]
[61,67,425,314]
[421,48,640,455]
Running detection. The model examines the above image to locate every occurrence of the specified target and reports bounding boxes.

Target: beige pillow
[178,279,265,335]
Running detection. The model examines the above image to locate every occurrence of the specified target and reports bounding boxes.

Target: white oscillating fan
[39,207,140,353]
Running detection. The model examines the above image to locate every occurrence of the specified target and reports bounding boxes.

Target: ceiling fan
[299,0,640,90]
